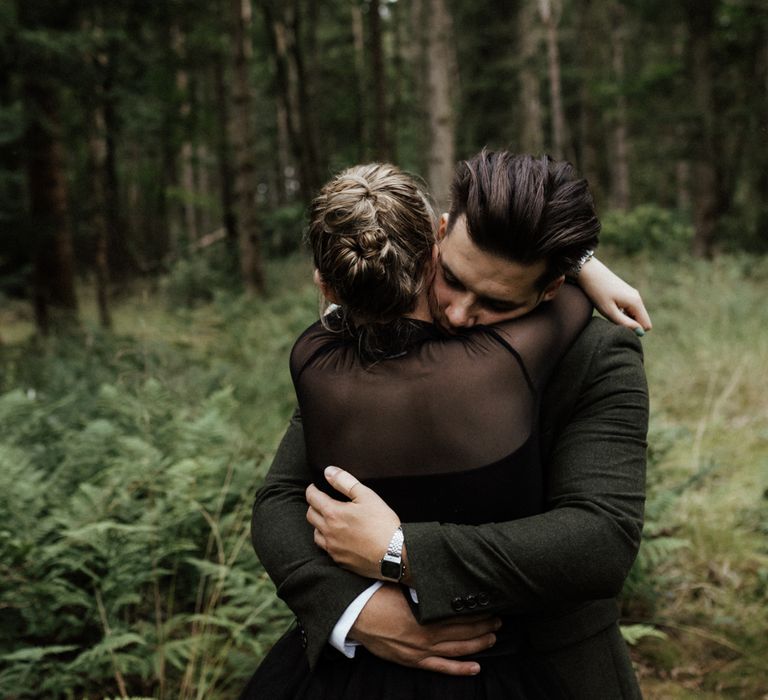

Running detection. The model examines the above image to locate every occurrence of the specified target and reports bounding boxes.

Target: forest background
[1,0,767,698]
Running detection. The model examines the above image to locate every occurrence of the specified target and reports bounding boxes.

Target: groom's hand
[350,584,500,676]
[306,466,401,580]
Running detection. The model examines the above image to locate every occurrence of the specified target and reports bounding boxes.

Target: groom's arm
[401,319,648,622]
[251,410,373,665]
[252,411,499,673]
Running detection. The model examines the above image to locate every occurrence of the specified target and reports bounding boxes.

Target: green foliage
[0,282,319,697]
[600,205,694,256]
[262,204,307,257]
[162,253,235,308]
[620,624,667,646]
[2,247,768,696]
[609,252,768,693]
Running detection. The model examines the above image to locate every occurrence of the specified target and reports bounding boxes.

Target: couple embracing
[243,150,649,699]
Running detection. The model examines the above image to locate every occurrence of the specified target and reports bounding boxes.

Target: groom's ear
[436,213,450,241]
[541,275,565,302]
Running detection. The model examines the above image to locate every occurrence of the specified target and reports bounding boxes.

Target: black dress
[242,284,593,700]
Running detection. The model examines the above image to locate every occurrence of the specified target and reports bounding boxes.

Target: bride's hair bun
[308,163,436,324]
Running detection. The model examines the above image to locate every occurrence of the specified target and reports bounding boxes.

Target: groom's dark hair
[447,150,600,289]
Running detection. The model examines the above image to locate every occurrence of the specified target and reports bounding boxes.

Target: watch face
[381,557,402,581]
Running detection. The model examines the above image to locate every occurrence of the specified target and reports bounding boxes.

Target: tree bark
[686,0,725,258]
[289,1,322,192]
[518,0,544,154]
[101,41,135,282]
[173,26,199,244]
[538,0,567,160]
[574,0,603,201]
[212,44,238,256]
[23,82,79,334]
[275,100,292,203]
[369,0,390,160]
[231,0,266,293]
[425,0,457,211]
[350,1,368,160]
[261,0,318,201]
[86,29,112,329]
[609,3,631,211]
[407,0,429,175]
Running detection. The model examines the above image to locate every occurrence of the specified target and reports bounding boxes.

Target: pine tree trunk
[173,27,199,244]
[262,1,314,202]
[24,83,79,334]
[408,0,429,176]
[389,0,406,163]
[196,143,213,234]
[102,45,134,282]
[350,1,367,161]
[87,58,112,327]
[425,0,456,211]
[538,0,567,159]
[231,0,265,293]
[518,0,544,154]
[289,2,322,193]
[572,0,602,201]
[275,100,291,204]
[212,45,238,255]
[369,0,390,160]
[687,0,723,258]
[609,3,631,211]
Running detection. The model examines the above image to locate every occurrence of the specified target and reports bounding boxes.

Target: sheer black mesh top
[290,284,592,525]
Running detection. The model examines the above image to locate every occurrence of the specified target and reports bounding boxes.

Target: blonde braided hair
[308,163,436,327]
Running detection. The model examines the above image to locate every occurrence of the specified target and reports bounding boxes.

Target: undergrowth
[1,252,767,697]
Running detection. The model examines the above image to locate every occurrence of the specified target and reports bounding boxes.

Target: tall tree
[538,0,568,159]
[17,1,80,333]
[368,0,390,160]
[23,81,79,334]
[573,0,603,200]
[173,25,199,243]
[425,0,457,210]
[261,0,321,201]
[686,0,724,258]
[230,0,265,293]
[99,22,135,283]
[85,19,112,329]
[518,0,544,154]
[211,10,238,257]
[608,2,631,211]
[350,0,368,160]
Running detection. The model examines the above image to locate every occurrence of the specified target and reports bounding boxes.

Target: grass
[608,253,768,697]
[1,251,767,697]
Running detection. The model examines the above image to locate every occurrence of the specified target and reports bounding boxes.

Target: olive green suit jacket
[251,318,648,698]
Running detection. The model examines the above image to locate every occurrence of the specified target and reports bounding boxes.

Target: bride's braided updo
[308,163,436,328]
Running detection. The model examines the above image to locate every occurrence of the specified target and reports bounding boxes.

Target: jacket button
[477,592,490,607]
[465,594,478,609]
[296,618,308,648]
[451,596,465,612]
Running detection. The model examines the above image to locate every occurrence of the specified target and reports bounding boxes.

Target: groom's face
[432,214,564,330]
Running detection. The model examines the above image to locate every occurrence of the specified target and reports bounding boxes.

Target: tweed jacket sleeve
[251,410,372,667]
[401,318,649,622]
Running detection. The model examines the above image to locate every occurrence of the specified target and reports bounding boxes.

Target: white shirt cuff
[329,582,383,658]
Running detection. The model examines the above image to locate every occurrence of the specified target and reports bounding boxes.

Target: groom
[252,151,648,698]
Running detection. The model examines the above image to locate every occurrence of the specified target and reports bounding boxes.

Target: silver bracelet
[572,249,595,277]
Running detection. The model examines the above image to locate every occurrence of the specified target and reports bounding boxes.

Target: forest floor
[1,252,767,698]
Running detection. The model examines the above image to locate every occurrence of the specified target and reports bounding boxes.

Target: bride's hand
[577,257,652,334]
[306,466,402,580]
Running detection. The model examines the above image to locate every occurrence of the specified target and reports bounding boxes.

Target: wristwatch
[380,526,406,582]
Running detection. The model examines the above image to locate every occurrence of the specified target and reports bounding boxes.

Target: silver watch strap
[386,527,404,558]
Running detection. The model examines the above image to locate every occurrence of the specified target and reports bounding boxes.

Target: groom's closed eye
[442,266,465,291]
